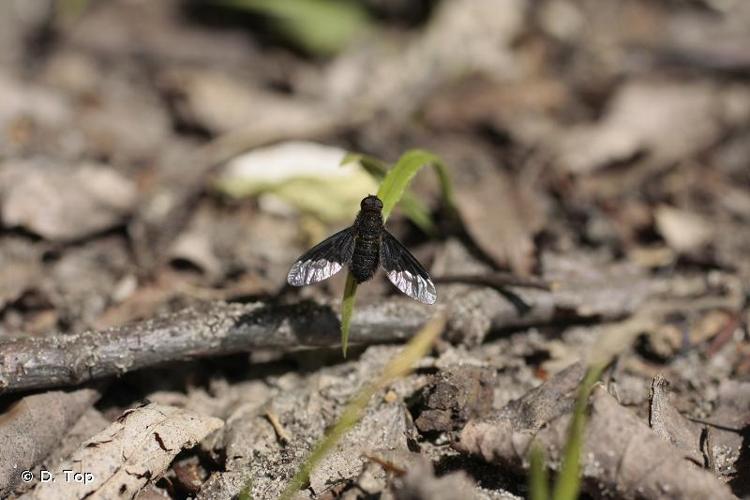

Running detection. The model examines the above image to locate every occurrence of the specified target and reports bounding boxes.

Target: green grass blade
[549,313,645,500]
[551,364,605,500]
[278,312,447,500]
[529,443,550,500]
[340,272,358,357]
[377,149,440,221]
[238,479,253,500]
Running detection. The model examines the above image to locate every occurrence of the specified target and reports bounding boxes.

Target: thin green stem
[278,313,446,500]
[340,272,358,357]
[551,364,605,500]
[529,443,550,500]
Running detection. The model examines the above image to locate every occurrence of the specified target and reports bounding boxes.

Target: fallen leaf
[413,366,495,433]
[390,457,479,500]
[21,403,223,500]
[0,161,137,241]
[216,141,377,223]
[457,373,735,500]
[309,404,413,494]
[559,81,722,174]
[160,69,333,137]
[0,238,42,310]
[455,168,542,276]
[655,205,713,253]
[649,374,705,465]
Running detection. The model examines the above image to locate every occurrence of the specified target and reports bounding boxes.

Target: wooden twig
[0,300,434,395]
[433,273,552,291]
[265,409,291,445]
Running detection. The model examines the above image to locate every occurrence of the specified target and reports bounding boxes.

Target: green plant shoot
[216,0,370,55]
[277,312,446,500]
[343,152,437,236]
[338,149,453,357]
[550,364,606,500]
[529,442,550,500]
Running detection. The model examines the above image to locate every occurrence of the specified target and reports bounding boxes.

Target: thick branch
[0,300,434,394]
[0,257,660,394]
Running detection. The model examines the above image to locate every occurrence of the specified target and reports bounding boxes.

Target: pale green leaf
[377,149,440,221]
[218,0,370,55]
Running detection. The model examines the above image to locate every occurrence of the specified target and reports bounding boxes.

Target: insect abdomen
[351,236,379,283]
[350,209,382,283]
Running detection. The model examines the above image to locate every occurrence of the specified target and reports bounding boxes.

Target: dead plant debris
[0,0,749,499]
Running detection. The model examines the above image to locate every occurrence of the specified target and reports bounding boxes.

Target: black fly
[287,195,437,304]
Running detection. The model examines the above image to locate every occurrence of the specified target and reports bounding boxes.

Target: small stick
[434,273,552,291]
[265,410,291,445]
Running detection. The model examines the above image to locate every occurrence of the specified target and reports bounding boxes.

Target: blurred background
[2,1,750,498]
[0,0,748,335]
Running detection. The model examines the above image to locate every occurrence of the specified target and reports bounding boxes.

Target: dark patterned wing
[287,227,356,286]
[380,230,437,304]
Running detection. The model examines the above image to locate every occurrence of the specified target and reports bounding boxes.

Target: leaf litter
[0,0,749,499]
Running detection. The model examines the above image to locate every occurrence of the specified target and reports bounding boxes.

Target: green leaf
[529,443,550,500]
[217,0,370,55]
[342,152,437,235]
[377,150,440,221]
[341,152,389,174]
[278,313,447,500]
[340,273,358,357]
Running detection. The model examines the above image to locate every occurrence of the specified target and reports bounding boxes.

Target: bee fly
[287,195,437,304]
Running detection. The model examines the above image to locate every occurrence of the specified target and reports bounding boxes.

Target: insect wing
[381,230,437,304]
[287,227,355,286]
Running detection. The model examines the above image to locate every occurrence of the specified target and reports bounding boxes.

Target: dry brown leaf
[0,389,101,498]
[654,205,714,254]
[0,161,136,241]
[458,377,735,500]
[309,403,414,494]
[649,374,705,465]
[160,68,332,137]
[0,238,42,311]
[21,403,223,500]
[455,168,542,276]
[559,81,722,174]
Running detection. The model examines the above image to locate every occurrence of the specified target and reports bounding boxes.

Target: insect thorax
[355,207,383,237]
